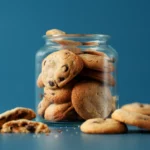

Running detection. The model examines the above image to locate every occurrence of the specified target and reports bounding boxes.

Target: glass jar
[35,34,118,126]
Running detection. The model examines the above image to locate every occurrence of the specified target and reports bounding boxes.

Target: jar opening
[43,34,110,46]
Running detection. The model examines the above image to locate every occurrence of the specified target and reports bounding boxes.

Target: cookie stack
[37,47,115,122]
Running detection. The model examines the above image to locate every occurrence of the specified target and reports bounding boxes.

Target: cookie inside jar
[35,29,118,126]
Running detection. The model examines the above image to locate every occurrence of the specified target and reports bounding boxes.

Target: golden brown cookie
[1,119,50,133]
[79,53,114,72]
[71,80,113,120]
[40,49,84,89]
[63,46,82,54]
[44,102,75,121]
[37,98,51,117]
[80,118,127,134]
[111,109,150,130]
[46,29,66,36]
[54,39,82,46]
[44,80,76,104]
[79,68,115,86]
[37,73,44,88]
[82,41,99,46]
[121,102,150,115]
[0,107,36,128]
[83,49,115,63]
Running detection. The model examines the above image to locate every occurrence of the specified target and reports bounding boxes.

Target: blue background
[0,0,150,112]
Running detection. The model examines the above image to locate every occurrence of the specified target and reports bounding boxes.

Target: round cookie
[46,29,66,36]
[79,68,115,86]
[44,102,75,121]
[71,80,113,120]
[80,118,127,134]
[44,80,76,104]
[41,49,84,89]
[54,39,82,46]
[37,98,52,117]
[121,102,150,115]
[83,49,115,63]
[37,73,44,88]
[79,53,114,72]
[111,109,150,130]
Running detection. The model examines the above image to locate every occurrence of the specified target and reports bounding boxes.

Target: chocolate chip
[51,93,55,95]
[26,125,35,133]
[17,112,28,119]
[49,81,55,86]
[59,77,65,82]
[139,104,144,107]
[22,122,28,127]
[62,65,68,72]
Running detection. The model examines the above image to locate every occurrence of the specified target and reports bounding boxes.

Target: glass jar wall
[35,34,118,126]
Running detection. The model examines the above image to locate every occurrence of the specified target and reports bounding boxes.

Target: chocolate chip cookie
[46,29,66,36]
[79,68,115,86]
[0,107,36,128]
[112,109,150,130]
[121,102,150,115]
[1,119,50,133]
[80,118,127,134]
[79,53,114,72]
[40,49,84,89]
[44,102,74,121]
[71,80,113,120]
[44,80,75,104]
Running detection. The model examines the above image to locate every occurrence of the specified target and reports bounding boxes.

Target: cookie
[44,102,75,121]
[63,46,82,54]
[71,80,113,120]
[37,98,51,117]
[37,73,44,88]
[83,49,115,63]
[121,102,150,115]
[0,107,36,128]
[111,109,150,130]
[1,119,50,133]
[82,41,99,46]
[46,29,66,36]
[80,118,127,134]
[79,68,115,86]
[44,80,76,104]
[79,53,114,72]
[54,39,82,46]
[40,49,84,89]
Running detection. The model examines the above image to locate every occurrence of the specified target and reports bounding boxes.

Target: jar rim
[43,34,110,39]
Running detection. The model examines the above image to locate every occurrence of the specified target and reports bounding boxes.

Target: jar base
[35,116,83,127]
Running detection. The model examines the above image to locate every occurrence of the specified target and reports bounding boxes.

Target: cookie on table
[44,102,75,121]
[0,107,36,128]
[39,49,84,89]
[44,80,76,104]
[121,102,150,116]
[111,109,150,130]
[79,53,114,72]
[1,119,50,133]
[79,68,115,86]
[46,29,66,36]
[80,118,127,134]
[72,80,113,120]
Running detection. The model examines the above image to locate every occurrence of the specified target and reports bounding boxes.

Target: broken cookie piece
[1,119,50,134]
[0,107,36,128]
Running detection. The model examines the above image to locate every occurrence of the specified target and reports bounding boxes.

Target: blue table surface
[0,126,150,150]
